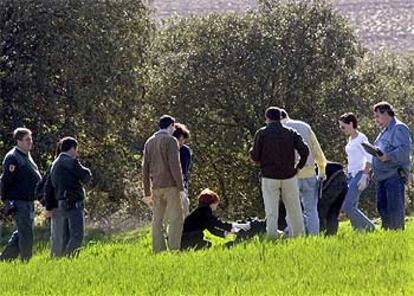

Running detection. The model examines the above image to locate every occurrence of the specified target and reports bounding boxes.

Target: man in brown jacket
[250,107,309,238]
[142,115,185,253]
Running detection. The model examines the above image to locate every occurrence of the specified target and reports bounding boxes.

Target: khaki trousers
[262,176,305,238]
[152,187,183,253]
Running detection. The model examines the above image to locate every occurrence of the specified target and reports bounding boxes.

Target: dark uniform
[181,203,232,250]
[0,147,41,261]
[50,152,91,257]
[180,144,192,192]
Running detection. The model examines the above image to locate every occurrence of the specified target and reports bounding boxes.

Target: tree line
[1,0,413,221]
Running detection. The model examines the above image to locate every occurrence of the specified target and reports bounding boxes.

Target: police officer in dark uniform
[0,128,41,262]
[49,136,91,257]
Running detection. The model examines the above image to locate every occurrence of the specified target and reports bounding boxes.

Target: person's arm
[44,171,57,211]
[73,158,92,184]
[167,138,184,191]
[250,129,263,163]
[142,142,152,197]
[205,211,233,238]
[386,125,412,165]
[0,155,18,200]
[359,134,373,174]
[309,129,327,177]
[293,131,309,171]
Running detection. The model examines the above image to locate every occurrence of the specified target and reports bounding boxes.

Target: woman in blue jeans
[339,113,375,231]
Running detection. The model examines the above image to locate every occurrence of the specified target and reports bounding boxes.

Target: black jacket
[0,147,41,201]
[51,153,92,202]
[250,122,309,179]
[183,203,232,238]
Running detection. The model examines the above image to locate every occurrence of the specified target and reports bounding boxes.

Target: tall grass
[0,221,412,295]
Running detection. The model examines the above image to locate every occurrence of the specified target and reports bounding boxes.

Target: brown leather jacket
[250,121,309,179]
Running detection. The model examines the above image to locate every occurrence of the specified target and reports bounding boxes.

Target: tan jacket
[142,130,184,196]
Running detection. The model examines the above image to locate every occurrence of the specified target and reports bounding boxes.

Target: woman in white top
[339,113,375,231]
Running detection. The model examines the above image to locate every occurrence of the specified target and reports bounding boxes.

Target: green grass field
[0,220,413,295]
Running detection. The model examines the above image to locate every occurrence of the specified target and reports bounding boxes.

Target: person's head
[373,101,395,128]
[338,112,358,136]
[159,115,175,135]
[59,136,78,158]
[198,188,220,211]
[173,123,190,147]
[14,128,33,152]
[265,107,282,124]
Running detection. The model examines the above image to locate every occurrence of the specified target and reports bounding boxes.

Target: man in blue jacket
[372,102,412,230]
[0,128,41,262]
[49,137,92,257]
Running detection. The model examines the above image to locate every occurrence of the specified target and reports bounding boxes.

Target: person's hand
[179,191,186,201]
[231,222,251,233]
[357,174,370,191]
[317,173,327,181]
[378,154,389,162]
[142,195,153,208]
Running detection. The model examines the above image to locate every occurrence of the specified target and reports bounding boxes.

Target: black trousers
[181,231,212,250]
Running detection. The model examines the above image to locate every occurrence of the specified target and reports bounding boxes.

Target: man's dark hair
[373,101,395,117]
[173,123,190,139]
[159,115,175,129]
[339,112,358,129]
[280,109,288,119]
[13,128,31,141]
[55,140,63,157]
[265,107,281,121]
[60,137,78,152]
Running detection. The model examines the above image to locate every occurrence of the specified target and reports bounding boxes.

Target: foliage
[0,0,154,218]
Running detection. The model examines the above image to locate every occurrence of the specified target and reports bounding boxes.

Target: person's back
[143,131,183,192]
[51,153,91,202]
[283,119,315,169]
[251,122,308,179]
[250,107,308,238]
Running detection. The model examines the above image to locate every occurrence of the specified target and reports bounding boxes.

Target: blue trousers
[53,200,85,257]
[298,177,319,235]
[342,171,375,231]
[376,175,405,230]
[0,201,34,262]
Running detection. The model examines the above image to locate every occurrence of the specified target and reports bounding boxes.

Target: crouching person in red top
[181,188,250,250]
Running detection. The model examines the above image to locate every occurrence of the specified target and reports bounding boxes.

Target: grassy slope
[0,220,412,296]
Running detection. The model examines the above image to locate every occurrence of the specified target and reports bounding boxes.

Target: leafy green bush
[0,0,154,218]
[145,0,360,218]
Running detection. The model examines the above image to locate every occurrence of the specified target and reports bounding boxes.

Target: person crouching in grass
[181,188,250,250]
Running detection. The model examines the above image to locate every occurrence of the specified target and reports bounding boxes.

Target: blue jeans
[50,208,69,258]
[298,177,319,235]
[56,200,85,257]
[0,201,34,262]
[342,171,375,231]
[376,175,405,230]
